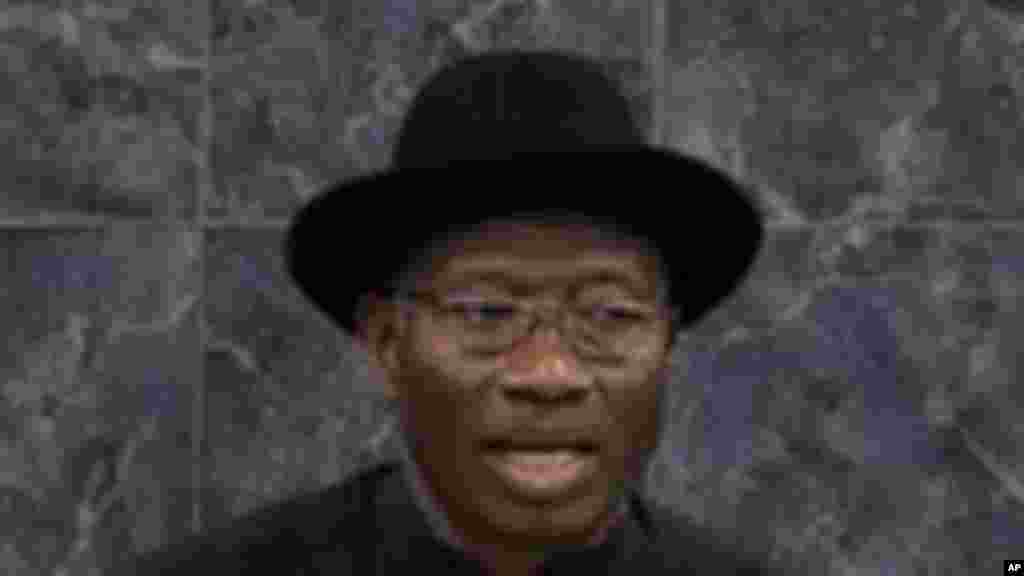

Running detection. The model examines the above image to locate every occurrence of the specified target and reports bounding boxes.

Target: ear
[355,292,403,400]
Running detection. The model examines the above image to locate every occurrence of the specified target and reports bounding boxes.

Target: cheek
[628,336,672,369]
[613,378,665,446]
[412,329,498,384]
[424,330,461,359]
[619,386,661,428]
[400,336,487,443]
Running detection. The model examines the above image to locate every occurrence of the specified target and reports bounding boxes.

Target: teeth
[501,450,581,467]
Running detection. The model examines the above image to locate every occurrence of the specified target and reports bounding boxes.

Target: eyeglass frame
[392,288,680,359]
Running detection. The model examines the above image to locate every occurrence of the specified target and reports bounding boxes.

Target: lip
[483,439,600,453]
[483,448,598,502]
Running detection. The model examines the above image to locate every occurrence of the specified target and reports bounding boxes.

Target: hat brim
[285,147,765,336]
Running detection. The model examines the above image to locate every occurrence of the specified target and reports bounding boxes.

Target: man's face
[361,219,674,553]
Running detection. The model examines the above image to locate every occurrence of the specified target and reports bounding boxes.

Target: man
[118,50,778,575]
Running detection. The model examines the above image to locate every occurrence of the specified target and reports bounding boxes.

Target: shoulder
[639,499,785,575]
[111,463,393,576]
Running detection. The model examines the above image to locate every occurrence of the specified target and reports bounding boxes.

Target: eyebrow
[439,264,652,298]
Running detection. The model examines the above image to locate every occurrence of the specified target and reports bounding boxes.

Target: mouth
[483,440,599,454]
[481,440,600,501]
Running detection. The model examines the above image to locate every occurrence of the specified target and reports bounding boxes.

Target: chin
[469,471,615,543]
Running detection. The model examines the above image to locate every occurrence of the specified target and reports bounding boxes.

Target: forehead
[406,217,665,292]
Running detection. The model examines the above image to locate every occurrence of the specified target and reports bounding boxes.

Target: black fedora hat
[285,50,764,336]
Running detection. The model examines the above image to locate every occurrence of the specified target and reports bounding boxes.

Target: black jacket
[115,460,783,575]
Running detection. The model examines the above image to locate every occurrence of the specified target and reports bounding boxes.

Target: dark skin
[358,219,676,576]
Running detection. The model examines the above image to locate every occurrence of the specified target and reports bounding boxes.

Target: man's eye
[449,302,519,323]
[590,305,647,322]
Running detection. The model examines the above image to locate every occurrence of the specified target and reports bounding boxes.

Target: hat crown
[393,51,644,169]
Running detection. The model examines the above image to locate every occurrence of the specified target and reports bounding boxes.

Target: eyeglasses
[396,290,678,360]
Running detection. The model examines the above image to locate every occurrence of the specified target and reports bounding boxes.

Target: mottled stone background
[1,0,1021,574]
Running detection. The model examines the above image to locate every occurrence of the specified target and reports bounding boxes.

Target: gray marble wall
[1,1,1021,574]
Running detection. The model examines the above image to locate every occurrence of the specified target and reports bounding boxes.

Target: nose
[499,326,593,402]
